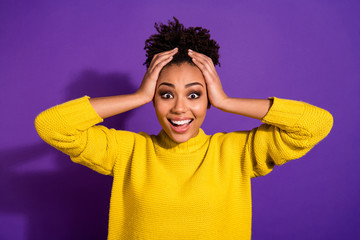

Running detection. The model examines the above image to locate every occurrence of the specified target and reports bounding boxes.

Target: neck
[154,129,210,154]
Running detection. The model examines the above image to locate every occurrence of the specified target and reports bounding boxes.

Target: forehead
[157,63,205,86]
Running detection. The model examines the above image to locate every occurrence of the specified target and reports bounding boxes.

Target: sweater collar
[154,128,210,154]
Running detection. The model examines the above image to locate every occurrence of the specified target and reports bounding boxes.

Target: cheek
[154,99,169,117]
[191,100,208,117]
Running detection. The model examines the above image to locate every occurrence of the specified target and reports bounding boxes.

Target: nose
[171,97,187,114]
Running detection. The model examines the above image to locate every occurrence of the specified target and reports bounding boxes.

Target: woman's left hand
[188,49,228,108]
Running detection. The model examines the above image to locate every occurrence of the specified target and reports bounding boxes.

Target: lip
[169,117,193,121]
[168,117,194,134]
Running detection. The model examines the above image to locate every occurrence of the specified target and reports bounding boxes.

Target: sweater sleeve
[248,97,333,178]
[34,96,134,176]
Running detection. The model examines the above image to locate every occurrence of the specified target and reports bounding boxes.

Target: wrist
[134,90,153,105]
[212,94,229,110]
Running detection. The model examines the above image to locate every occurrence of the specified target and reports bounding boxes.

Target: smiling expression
[154,62,208,143]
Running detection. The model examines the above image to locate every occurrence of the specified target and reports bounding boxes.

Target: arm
[188,49,271,119]
[88,93,149,119]
[248,97,333,177]
[35,48,178,174]
[89,48,178,118]
[215,98,272,120]
[189,50,333,177]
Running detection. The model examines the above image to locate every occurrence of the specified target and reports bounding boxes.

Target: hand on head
[137,48,227,109]
[188,50,228,108]
[137,48,178,103]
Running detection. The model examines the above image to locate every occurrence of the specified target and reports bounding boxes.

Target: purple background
[1,0,359,239]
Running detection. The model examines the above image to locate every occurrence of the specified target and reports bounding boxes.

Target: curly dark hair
[144,17,220,68]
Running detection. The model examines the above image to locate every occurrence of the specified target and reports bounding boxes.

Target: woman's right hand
[88,48,178,119]
[137,48,178,103]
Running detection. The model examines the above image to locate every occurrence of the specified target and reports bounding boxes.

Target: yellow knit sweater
[35,96,333,239]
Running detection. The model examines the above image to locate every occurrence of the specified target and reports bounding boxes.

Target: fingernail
[188,49,193,52]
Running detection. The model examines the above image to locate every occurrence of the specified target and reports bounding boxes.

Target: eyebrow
[158,82,204,88]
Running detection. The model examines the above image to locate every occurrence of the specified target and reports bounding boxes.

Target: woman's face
[154,62,208,143]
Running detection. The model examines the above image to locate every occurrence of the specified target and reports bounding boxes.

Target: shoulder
[210,130,251,146]
[112,130,153,142]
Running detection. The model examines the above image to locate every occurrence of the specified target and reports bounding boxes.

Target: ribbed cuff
[55,96,103,131]
[261,97,306,127]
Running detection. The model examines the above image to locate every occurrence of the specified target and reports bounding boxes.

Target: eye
[188,92,200,99]
[161,92,173,99]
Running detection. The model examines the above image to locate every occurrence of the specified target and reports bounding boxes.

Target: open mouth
[168,119,193,127]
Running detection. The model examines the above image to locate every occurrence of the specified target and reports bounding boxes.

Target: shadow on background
[0,71,137,239]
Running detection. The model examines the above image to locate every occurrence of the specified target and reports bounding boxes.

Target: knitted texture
[35,96,333,239]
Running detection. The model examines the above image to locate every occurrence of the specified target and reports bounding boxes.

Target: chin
[171,135,191,143]
[165,129,198,143]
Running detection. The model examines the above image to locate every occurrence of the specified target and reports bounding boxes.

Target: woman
[35,18,333,239]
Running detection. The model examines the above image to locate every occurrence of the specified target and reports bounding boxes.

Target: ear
[152,86,158,107]
[207,94,211,109]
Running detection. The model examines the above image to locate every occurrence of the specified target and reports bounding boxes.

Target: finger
[188,50,215,72]
[189,52,215,70]
[151,55,174,76]
[188,50,214,65]
[149,48,178,69]
[149,48,177,74]
[188,51,220,87]
[153,48,178,60]
[191,59,215,86]
[149,51,174,69]
[189,53,214,74]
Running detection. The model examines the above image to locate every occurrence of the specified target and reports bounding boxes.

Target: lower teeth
[169,120,192,127]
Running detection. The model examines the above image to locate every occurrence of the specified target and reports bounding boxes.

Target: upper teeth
[171,120,191,125]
